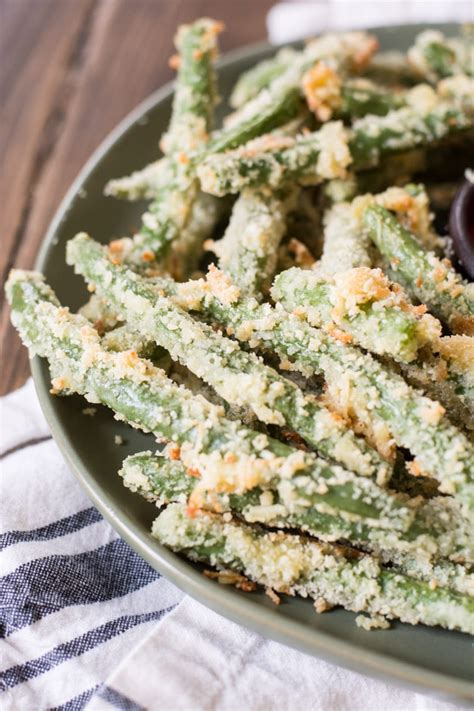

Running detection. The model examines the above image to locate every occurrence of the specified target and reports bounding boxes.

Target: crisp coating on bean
[153,504,474,634]
[67,233,391,482]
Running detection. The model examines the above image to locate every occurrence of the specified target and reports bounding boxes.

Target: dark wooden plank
[1,0,274,394]
[1,0,97,395]
[1,0,96,282]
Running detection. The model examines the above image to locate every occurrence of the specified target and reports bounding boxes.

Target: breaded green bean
[104,159,169,201]
[437,75,474,115]
[112,184,221,280]
[208,188,296,297]
[302,63,404,122]
[197,102,472,196]
[198,121,352,196]
[206,31,378,155]
[110,19,222,273]
[104,26,225,203]
[161,18,222,155]
[67,233,390,481]
[340,80,405,118]
[122,451,474,581]
[272,266,440,362]
[397,354,474,434]
[153,503,474,634]
[78,293,122,334]
[346,183,442,254]
[349,100,473,171]
[319,202,373,274]
[408,30,474,83]
[363,50,418,86]
[147,269,474,508]
[100,326,172,367]
[436,336,474,413]
[229,47,298,109]
[363,205,474,335]
[6,270,411,527]
[164,191,223,279]
[324,150,427,204]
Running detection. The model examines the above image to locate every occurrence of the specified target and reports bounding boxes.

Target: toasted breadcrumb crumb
[355,614,390,630]
[314,598,333,614]
[204,569,257,592]
[265,587,281,605]
[303,62,342,121]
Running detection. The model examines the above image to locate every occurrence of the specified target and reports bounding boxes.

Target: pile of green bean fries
[7,20,474,633]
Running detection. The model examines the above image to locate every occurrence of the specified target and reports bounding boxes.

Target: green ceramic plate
[32,23,473,704]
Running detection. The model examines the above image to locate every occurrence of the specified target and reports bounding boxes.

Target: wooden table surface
[1,0,275,395]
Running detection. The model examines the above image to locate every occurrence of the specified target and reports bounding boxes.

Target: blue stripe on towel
[1,606,176,689]
[50,685,100,710]
[0,435,53,460]
[1,539,160,637]
[94,685,146,710]
[0,508,102,551]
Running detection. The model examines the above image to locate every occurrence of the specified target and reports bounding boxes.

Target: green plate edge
[30,23,474,705]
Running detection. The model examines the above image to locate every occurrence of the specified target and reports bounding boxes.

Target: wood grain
[1,0,274,394]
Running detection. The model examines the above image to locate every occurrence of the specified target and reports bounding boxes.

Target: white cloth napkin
[0,379,183,709]
[0,378,465,711]
[267,0,473,44]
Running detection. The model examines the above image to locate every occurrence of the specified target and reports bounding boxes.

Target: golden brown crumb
[351,36,379,71]
[265,587,281,605]
[432,266,446,282]
[449,314,474,336]
[186,499,201,518]
[177,152,190,164]
[206,264,241,305]
[109,240,125,254]
[406,459,429,478]
[168,444,181,460]
[420,401,445,425]
[302,62,342,121]
[204,569,257,592]
[436,335,474,374]
[211,20,225,34]
[324,322,353,344]
[93,319,106,336]
[314,598,333,614]
[50,377,66,394]
[287,238,315,268]
[168,54,180,70]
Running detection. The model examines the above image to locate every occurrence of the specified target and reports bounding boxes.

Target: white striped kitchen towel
[1,380,465,711]
[0,379,183,709]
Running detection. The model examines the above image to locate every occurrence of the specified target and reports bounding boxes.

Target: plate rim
[30,24,473,705]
